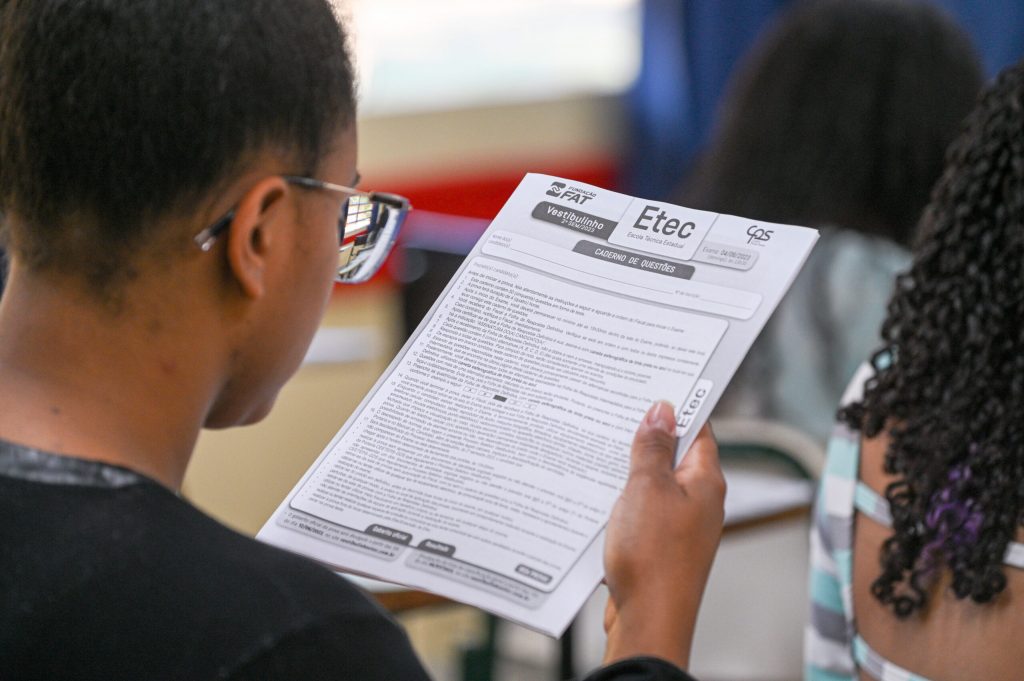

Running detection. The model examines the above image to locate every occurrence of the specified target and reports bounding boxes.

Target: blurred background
[173,2,1024,680]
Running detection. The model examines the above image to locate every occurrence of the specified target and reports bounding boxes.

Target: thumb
[677,423,720,475]
[629,401,678,477]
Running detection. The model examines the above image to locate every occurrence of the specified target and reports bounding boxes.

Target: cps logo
[747,225,774,245]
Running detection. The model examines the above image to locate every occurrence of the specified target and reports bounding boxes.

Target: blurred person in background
[808,58,1024,681]
[683,0,983,442]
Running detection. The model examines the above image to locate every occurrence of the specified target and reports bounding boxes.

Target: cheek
[295,235,339,349]
[306,214,340,294]
[273,221,339,378]
[309,236,338,317]
[318,244,338,300]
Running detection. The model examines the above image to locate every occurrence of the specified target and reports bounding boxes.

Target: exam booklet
[257,174,818,636]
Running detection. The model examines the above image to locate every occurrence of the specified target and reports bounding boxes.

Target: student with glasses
[0,2,724,679]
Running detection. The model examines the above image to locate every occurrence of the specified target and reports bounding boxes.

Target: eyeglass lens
[337,195,394,283]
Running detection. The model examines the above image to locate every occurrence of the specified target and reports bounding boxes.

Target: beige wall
[358,95,623,183]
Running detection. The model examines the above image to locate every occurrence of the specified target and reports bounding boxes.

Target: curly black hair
[840,59,1024,618]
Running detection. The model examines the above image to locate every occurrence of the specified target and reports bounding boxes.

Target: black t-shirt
[0,441,694,681]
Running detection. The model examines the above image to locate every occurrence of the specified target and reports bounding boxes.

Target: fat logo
[546,181,594,205]
[746,225,773,245]
[546,182,566,197]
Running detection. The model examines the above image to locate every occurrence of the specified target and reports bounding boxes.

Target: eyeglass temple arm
[193,210,234,251]
[194,190,409,252]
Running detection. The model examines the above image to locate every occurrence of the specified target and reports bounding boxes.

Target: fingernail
[644,401,676,435]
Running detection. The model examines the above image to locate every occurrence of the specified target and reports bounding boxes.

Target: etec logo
[546,181,595,205]
[747,225,773,244]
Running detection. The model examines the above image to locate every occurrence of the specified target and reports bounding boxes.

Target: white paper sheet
[258,174,818,636]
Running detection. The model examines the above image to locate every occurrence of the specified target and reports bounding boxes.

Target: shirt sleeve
[582,656,698,681]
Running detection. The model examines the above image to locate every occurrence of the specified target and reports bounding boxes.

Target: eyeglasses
[193,176,411,284]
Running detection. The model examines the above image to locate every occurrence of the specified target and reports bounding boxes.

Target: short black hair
[682,0,983,247]
[0,0,356,290]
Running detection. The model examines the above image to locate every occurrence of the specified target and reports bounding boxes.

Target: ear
[224,176,290,299]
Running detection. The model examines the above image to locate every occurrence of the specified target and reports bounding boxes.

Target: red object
[391,162,618,220]
[334,158,619,293]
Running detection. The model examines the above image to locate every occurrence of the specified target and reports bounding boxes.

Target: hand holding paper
[604,412,724,671]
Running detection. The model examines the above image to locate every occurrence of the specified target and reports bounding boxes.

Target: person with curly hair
[806,59,1024,681]
[685,0,983,443]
